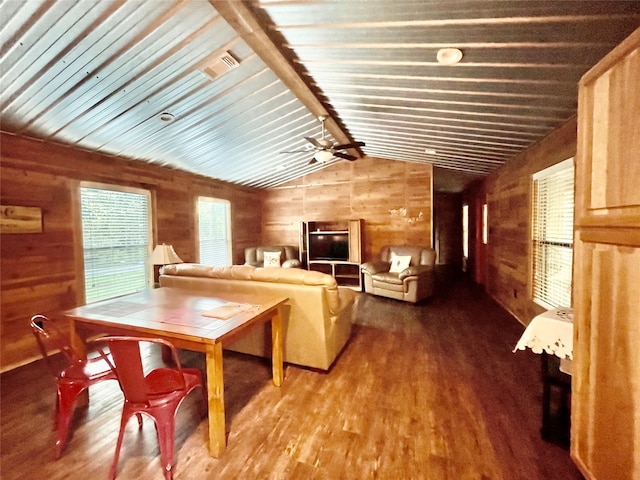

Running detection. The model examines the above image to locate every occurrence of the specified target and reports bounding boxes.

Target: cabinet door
[572,27,640,480]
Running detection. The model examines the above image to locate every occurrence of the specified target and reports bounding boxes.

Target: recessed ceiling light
[436,48,463,65]
[158,112,175,122]
[424,148,437,155]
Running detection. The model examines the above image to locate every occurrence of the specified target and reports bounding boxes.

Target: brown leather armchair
[361,245,436,303]
[244,245,302,268]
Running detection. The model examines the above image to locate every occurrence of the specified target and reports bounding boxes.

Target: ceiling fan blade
[333,151,357,161]
[333,141,365,151]
[308,157,318,165]
[305,136,324,148]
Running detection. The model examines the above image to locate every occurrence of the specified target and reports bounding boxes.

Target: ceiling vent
[201,51,240,81]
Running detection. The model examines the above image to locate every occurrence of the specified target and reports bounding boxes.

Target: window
[462,204,469,270]
[197,197,231,266]
[482,203,488,244]
[531,158,575,309]
[80,184,152,303]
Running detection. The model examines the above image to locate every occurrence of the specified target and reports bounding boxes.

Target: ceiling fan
[282,116,365,164]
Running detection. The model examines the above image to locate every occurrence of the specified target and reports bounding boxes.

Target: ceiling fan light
[314,150,334,163]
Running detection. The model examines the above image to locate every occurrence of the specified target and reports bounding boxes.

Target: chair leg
[55,383,85,459]
[154,415,176,480]
[109,412,132,480]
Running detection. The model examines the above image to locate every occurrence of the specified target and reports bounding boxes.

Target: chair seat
[145,367,203,396]
[60,357,114,380]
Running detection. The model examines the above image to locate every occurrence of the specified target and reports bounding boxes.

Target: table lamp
[150,244,183,286]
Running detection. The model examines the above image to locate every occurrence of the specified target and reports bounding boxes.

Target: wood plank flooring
[0,274,584,479]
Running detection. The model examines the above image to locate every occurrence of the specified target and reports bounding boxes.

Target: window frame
[196,196,232,266]
[79,182,153,303]
[530,158,575,309]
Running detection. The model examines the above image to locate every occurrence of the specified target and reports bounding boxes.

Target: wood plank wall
[463,119,578,325]
[261,156,434,262]
[0,133,262,371]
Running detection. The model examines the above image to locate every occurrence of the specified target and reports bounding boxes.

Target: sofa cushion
[263,250,281,267]
[163,263,256,280]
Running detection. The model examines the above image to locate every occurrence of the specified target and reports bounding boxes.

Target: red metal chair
[96,336,205,480]
[30,314,119,459]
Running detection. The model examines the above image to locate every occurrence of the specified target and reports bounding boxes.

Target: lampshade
[149,244,183,265]
[314,150,334,163]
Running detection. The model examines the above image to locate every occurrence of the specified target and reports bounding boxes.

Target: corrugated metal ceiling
[1,0,639,190]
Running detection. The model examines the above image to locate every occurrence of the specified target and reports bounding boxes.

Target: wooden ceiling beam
[209,0,359,156]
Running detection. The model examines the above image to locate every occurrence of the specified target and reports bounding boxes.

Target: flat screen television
[308,233,349,261]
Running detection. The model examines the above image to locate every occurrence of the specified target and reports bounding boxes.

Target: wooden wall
[0,133,262,371]
[464,119,578,325]
[261,156,434,262]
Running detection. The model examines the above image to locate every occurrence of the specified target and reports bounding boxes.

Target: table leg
[271,308,284,386]
[205,342,226,457]
[69,320,90,406]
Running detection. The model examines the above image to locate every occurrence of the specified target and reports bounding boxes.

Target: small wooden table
[513,307,574,447]
[63,287,288,458]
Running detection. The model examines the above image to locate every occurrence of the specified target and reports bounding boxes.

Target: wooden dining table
[63,287,288,458]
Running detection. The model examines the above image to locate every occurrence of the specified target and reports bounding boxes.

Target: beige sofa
[159,264,356,370]
[361,245,436,303]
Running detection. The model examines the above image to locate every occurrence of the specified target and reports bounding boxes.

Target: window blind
[80,186,151,303]
[531,158,575,309]
[198,197,231,266]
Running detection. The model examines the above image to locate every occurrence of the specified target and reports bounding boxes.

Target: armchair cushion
[389,253,411,273]
[398,264,432,280]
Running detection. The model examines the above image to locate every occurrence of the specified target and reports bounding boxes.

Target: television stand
[309,260,361,290]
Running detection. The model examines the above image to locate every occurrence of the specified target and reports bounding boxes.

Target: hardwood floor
[1,273,584,479]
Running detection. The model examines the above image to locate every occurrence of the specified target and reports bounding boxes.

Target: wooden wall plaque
[0,205,42,234]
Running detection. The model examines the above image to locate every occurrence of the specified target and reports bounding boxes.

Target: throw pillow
[389,253,411,273]
[263,250,282,267]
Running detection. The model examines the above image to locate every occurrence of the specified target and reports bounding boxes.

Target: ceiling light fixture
[436,48,463,65]
[314,150,334,163]
[158,112,175,122]
[424,148,437,155]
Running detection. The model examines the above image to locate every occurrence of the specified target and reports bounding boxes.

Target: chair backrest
[380,245,436,267]
[30,315,82,377]
[97,336,187,404]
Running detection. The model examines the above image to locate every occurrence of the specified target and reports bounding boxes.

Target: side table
[514,307,574,447]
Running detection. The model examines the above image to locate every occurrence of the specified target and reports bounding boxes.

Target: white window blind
[531,158,575,309]
[198,197,231,266]
[80,185,151,303]
[482,203,488,244]
[462,204,469,259]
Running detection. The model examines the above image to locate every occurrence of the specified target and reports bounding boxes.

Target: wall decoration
[0,205,43,234]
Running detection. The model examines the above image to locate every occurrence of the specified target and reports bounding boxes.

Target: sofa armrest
[361,261,390,275]
[398,265,433,280]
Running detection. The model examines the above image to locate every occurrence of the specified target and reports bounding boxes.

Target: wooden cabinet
[571,27,640,480]
[300,219,363,288]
